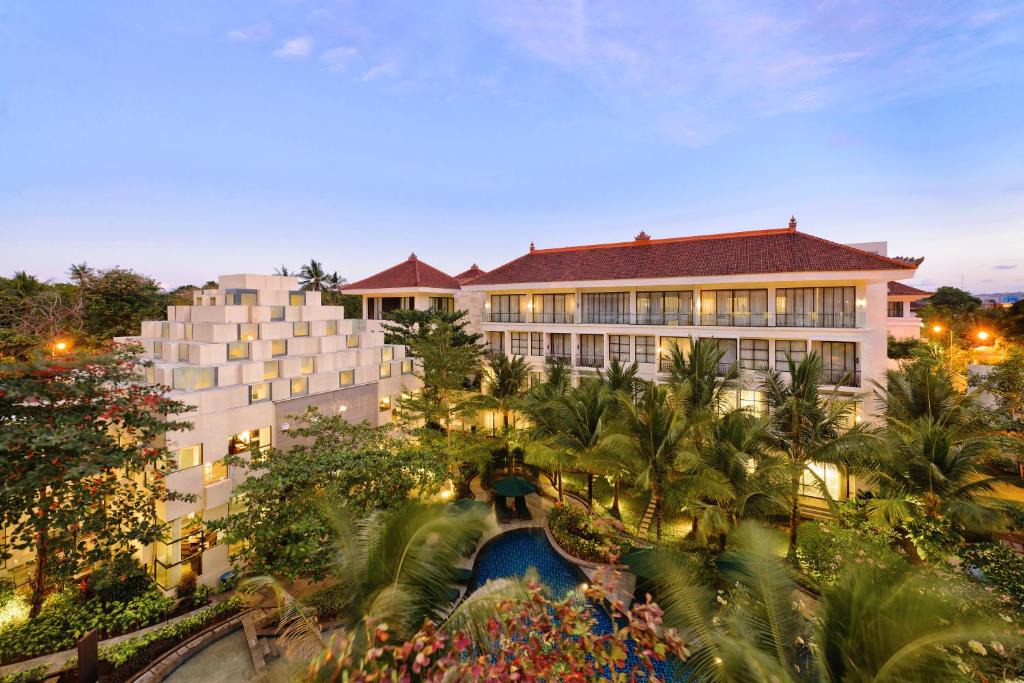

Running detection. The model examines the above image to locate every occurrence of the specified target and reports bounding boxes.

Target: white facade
[126,274,415,589]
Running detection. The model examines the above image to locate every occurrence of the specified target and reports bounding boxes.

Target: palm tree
[875,352,986,432]
[865,416,1007,549]
[299,259,329,291]
[604,382,694,541]
[760,353,871,553]
[473,351,531,434]
[67,262,93,286]
[664,337,740,418]
[521,362,574,498]
[8,271,45,298]
[641,522,1006,683]
[540,378,613,509]
[273,265,293,276]
[599,357,640,397]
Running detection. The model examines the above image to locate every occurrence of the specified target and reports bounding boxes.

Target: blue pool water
[467,528,682,681]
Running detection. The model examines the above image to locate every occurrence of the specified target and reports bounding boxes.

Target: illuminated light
[440,489,453,500]
[855,414,862,424]
[856,298,866,307]
[977,330,990,341]
[579,582,589,591]
[931,325,943,333]
[52,339,71,354]
[714,657,724,666]
[281,423,290,431]
[337,405,348,413]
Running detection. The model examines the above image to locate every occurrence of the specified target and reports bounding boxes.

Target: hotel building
[346,220,923,502]
[121,274,411,589]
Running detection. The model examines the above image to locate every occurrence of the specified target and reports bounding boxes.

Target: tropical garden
[3,277,1024,681]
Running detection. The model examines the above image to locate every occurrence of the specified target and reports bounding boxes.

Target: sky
[1,1,1023,293]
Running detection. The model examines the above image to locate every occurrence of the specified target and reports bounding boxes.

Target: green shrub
[303,583,349,620]
[86,556,151,604]
[0,665,49,683]
[0,588,174,664]
[176,572,197,600]
[795,521,906,589]
[0,578,14,606]
[962,542,1024,607]
[548,503,628,564]
[191,583,212,609]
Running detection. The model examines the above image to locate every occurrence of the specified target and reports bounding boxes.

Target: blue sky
[1,1,1023,292]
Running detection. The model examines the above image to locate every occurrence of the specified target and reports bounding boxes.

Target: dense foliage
[548,502,628,564]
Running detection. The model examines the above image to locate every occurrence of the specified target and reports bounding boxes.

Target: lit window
[293,321,310,337]
[160,322,170,338]
[381,347,394,362]
[183,323,193,340]
[172,367,217,391]
[271,339,287,357]
[249,382,270,403]
[224,289,258,306]
[325,320,338,336]
[228,427,271,455]
[227,341,250,360]
[401,359,413,375]
[290,377,309,397]
[380,362,392,379]
[176,444,202,470]
[203,459,228,485]
[510,332,529,356]
[339,370,355,386]
[177,344,190,363]
[289,291,306,306]
[263,361,280,380]
[270,306,285,322]
[739,390,767,416]
[346,334,360,348]
[300,357,314,374]
[635,336,655,364]
[379,395,392,412]
[238,323,259,341]
[153,341,163,359]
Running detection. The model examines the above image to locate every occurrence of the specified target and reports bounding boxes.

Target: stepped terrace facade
[122,274,412,589]
[346,220,922,503]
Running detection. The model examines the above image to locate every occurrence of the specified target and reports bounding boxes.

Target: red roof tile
[343,253,461,291]
[454,263,487,284]
[888,281,933,297]
[468,227,916,286]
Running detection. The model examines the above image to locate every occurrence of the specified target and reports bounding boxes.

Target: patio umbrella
[492,476,537,497]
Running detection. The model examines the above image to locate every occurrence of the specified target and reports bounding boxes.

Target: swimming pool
[467,528,682,681]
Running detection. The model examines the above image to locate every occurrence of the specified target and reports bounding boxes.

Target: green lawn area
[560,472,693,543]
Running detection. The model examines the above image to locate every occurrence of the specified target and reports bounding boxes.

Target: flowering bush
[304,574,686,681]
[548,502,628,564]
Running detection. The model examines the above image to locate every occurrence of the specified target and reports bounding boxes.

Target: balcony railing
[545,353,572,365]
[481,310,862,329]
[821,368,861,387]
[577,354,605,369]
[715,361,737,377]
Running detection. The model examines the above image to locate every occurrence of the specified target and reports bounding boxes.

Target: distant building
[886,281,932,339]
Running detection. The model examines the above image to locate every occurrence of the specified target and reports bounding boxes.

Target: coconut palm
[864,416,1007,545]
[760,353,873,553]
[273,265,293,276]
[67,262,94,286]
[875,352,986,432]
[471,351,531,434]
[520,362,575,498]
[299,259,330,291]
[641,522,1007,683]
[604,381,696,540]
[599,357,640,398]
[664,337,740,418]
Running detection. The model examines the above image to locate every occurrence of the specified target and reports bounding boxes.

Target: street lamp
[977,330,990,342]
[929,324,953,365]
[51,339,71,356]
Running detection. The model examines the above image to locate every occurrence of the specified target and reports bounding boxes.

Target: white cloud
[273,37,313,59]
[225,21,273,42]
[322,46,360,73]
[360,62,398,82]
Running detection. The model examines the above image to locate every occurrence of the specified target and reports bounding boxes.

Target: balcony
[577,354,605,369]
[634,313,694,326]
[821,368,861,387]
[775,313,857,329]
[531,312,574,324]
[545,353,572,365]
[716,361,738,376]
[481,309,862,329]
[698,312,770,327]
[484,312,527,323]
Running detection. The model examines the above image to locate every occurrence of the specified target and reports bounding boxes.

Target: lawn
[560,473,693,543]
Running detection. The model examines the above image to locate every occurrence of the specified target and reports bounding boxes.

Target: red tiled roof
[455,263,487,284]
[342,253,461,291]
[888,281,933,297]
[468,226,916,286]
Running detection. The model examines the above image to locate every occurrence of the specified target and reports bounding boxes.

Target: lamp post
[51,339,71,357]
[930,324,953,366]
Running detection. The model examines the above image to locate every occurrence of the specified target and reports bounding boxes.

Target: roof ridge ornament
[529,242,535,252]
[634,230,651,241]
[408,252,417,261]
[788,216,797,231]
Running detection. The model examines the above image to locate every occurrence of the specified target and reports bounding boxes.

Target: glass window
[775,288,816,327]
[775,340,806,371]
[700,289,768,327]
[224,289,258,306]
[379,362,392,379]
[239,323,259,341]
[489,295,525,322]
[203,459,228,485]
[300,357,314,374]
[487,331,505,353]
[153,341,163,359]
[548,333,571,361]
[379,395,392,412]
[637,291,693,325]
[635,335,656,364]
[739,339,769,370]
[510,332,529,356]
[249,382,271,403]
[227,341,250,360]
[532,294,574,323]
[160,322,170,339]
[820,287,856,328]
[293,321,310,337]
[429,297,455,313]
[289,291,306,306]
[530,332,543,356]
[381,347,394,362]
[339,370,355,386]
[177,344,190,363]
[290,377,309,397]
[184,323,193,341]
[401,359,414,375]
[887,301,904,317]
[270,306,285,322]
[176,444,202,470]
[579,334,604,367]
[800,462,842,500]
[271,339,287,357]
[814,341,859,386]
[580,292,629,324]
[659,336,690,371]
[263,360,280,380]
[346,334,360,348]
[739,390,767,416]
[171,367,217,391]
[228,427,271,456]
[609,335,631,361]
[325,320,338,336]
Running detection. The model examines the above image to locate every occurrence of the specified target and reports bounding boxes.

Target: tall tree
[298,259,329,291]
[760,353,870,553]
[380,309,482,350]
[0,345,191,616]
[273,265,293,276]
[80,267,168,342]
[470,352,531,434]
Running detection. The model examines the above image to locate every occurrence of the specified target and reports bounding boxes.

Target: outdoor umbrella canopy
[492,476,537,497]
